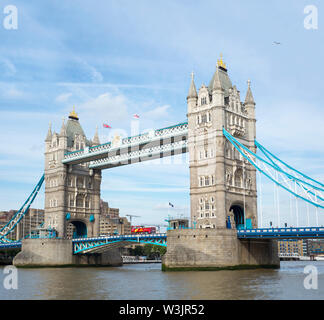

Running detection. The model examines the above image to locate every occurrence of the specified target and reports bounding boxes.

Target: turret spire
[45,122,52,141]
[69,106,79,120]
[92,126,100,146]
[212,65,222,91]
[60,117,67,137]
[187,72,198,99]
[244,80,255,105]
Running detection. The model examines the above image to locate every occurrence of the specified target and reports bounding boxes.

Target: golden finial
[69,106,79,120]
[217,53,227,70]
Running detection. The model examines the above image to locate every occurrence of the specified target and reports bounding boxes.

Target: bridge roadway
[2,227,324,254]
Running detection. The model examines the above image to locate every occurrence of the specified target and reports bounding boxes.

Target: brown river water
[0,261,323,300]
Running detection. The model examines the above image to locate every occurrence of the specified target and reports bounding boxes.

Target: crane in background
[126,214,141,225]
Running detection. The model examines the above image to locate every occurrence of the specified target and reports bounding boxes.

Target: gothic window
[88,179,93,189]
[199,177,204,187]
[69,195,74,207]
[201,114,207,123]
[205,202,210,210]
[76,195,84,208]
[205,150,208,158]
[201,97,207,105]
[205,176,210,186]
[85,197,90,208]
[211,197,214,203]
[234,168,243,188]
[77,177,84,188]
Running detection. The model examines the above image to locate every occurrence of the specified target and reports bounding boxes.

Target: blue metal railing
[238,227,324,239]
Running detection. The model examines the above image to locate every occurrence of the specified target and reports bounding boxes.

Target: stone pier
[13,239,122,267]
[162,229,279,271]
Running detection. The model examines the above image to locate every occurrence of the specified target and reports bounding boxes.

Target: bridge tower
[44,109,102,238]
[163,57,278,271]
[187,57,257,231]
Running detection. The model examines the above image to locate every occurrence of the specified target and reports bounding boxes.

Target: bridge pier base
[162,229,280,271]
[13,239,122,267]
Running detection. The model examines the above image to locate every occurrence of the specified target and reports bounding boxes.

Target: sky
[0,0,323,227]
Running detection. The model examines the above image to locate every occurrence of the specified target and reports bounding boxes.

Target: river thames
[0,261,323,300]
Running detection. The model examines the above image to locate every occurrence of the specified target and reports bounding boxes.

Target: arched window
[77,177,84,188]
[76,195,84,208]
[234,168,243,188]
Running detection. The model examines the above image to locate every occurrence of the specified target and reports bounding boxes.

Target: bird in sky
[273,41,281,45]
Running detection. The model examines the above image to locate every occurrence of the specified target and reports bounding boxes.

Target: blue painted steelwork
[223,128,324,208]
[0,241,21,250]
[238,227,324,239]
[255,140,324,189]
[0,174,45,241]
[73,233,167,254]
[63,121,189,168]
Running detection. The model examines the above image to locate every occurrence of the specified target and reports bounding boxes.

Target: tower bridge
[1,56,323,269]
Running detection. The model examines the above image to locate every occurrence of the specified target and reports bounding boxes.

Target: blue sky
[0,0,323,227]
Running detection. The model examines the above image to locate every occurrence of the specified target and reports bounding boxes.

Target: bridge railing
[238,227,324,238]
[63,122,188,162]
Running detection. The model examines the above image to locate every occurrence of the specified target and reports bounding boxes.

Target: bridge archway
[230,204,245,230]
[68,221,88,239]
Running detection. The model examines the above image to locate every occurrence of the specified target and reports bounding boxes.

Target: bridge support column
[13,239,122,267]
[162,229,279,271]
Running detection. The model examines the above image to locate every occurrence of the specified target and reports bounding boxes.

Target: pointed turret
[212,65,224,106]
[60,118,67,137]
[187,72,198,99]
[212,66,222,92]
[244,80,255,105]
[92,126,100,146]
[45,122,52,142]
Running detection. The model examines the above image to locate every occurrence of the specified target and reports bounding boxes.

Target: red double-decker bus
[131,226,156,234]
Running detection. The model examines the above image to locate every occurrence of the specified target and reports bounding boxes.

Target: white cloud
[0,57,16,76]
[75,57,104,83]
[77,92,129,125]
[144,105,171,120]
[56,92,72,103]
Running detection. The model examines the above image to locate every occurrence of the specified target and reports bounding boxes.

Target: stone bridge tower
[44,109,102,238]
[163,58,279,271]
[187,56,257,231]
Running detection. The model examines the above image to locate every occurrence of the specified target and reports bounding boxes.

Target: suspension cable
[258,170,263,228]
[243,160,246,229]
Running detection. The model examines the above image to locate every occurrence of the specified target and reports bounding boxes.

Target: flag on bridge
[169,202,174,208]
[103,123,111,129]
